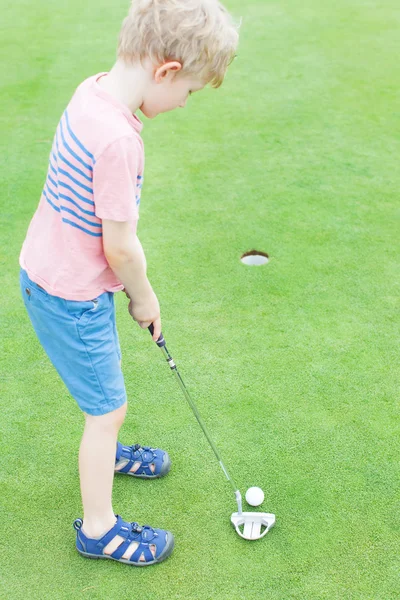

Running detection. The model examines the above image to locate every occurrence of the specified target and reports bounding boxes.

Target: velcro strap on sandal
[94,515,125,550]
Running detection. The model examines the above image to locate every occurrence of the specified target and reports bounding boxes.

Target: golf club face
[231,512,276,541]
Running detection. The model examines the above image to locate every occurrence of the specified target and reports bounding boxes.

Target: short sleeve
[93,135,142,221]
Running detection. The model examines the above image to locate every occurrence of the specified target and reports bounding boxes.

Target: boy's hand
[127,290,162,342]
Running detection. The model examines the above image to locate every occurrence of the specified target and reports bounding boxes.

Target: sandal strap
[108,521,158,561]
[96,515,126,548]
[116,442,161,476]
[129,543,154,563]
[73,515,165,563]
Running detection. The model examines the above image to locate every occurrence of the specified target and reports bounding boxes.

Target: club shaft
[159,344,240,495]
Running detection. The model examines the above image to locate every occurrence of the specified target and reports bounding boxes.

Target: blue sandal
[73,515,174,566]
[115,442,171,478]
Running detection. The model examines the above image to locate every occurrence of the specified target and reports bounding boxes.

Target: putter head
[231,511,276,540]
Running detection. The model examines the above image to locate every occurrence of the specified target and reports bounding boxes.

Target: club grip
[148,324,166,348]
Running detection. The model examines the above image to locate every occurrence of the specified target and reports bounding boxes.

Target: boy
[19,0,239,567]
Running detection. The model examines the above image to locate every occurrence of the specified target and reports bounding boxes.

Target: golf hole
[241,250,269,266]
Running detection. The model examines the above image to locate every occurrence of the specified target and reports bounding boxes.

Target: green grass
[1,0,399,598]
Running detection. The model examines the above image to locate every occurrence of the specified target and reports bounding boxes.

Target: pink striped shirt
[19,72,144,300]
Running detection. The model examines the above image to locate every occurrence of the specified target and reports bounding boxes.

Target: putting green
[1,0,399,598]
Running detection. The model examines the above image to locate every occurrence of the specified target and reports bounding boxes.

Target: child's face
[140,62,206,118]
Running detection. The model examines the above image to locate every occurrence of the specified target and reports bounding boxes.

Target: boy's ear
[154,61,182,83]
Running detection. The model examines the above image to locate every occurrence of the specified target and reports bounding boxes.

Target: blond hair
[117,0,240,88]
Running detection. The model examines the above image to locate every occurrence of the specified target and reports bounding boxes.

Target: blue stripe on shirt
[64,109,95,162]
[59,205,102,228]
[49,161,57,177]
[55,130,93,183]
[46,177,96,216]
[59,193,96,216]
[45,182,58,202]
[58,180,94,206]
[58,118,93,174]
[48,173,58,191]
[61,217,103,237]
[44,189,102,237]
[44,189,60,212]
[58,166,93,194]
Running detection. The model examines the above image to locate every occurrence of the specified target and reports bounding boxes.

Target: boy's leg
[79,402,157,560]
[79,402,127,538]
[19,271,158,559]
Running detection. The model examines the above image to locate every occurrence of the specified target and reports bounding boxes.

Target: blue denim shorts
[19,268,127,416]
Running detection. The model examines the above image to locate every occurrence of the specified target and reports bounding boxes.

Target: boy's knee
[84,401,127,428]
[114,401,127,423]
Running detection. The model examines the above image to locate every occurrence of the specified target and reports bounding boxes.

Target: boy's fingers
[153,318,162,341]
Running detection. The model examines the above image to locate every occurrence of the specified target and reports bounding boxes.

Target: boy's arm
[102,219,153,302]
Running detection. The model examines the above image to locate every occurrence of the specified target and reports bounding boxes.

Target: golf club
[147,324,276,540]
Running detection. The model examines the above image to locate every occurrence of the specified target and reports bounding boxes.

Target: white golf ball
[245,486,264,507]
